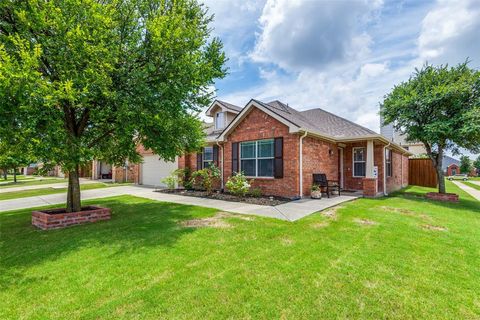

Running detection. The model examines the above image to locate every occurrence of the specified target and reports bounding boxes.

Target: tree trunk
[2,168,6,180]
[13,168,17,183]
[436,164,446,194]
[66,165,82,212]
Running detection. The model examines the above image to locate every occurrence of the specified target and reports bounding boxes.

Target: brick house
[446,163,460,176]
[179,99,411,198]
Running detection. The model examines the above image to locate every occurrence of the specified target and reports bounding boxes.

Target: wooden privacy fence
[409,158,438,188]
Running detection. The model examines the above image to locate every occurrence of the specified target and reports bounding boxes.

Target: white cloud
[205,0,480,137]
[251,0,382,71]
[418,0,480,66]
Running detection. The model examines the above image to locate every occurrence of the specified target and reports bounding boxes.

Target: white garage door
[141,155,178,187]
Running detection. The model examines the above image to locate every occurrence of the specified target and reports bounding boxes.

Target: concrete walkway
[0,185,359,221]
[453,181,480,201]
[0,178,98,193]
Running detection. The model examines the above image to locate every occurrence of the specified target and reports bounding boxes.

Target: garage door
[141,155,178,187]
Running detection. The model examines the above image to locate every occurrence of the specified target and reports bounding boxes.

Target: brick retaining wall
[32,206,111,230]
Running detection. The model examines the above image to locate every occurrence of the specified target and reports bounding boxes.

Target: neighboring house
[177,99,410,198]
[445,164,460,176]
[380,123,427,156]
[442,155,460,176]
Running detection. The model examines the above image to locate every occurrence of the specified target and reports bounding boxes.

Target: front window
[240,139,274,177]
[203,146,213,168]
[353,147,366,177]
[386,149,392,177]
[215,112,225,130]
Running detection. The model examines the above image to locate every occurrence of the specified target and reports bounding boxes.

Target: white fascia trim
[205,100,220,117]
[338,135,412,156]
[217,101,300,141]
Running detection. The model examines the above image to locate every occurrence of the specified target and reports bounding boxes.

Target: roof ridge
[301,108,377,134]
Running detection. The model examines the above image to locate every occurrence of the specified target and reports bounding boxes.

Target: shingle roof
[256,100,377,138]
[202,122,218,142]
[216,100,242,113]
[442,155,460,170]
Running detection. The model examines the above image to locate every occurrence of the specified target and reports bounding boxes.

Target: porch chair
[312,173,340,198]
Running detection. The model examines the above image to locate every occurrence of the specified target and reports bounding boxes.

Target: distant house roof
[442,155,460,171]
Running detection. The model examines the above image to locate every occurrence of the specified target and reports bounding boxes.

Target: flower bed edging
[32,206,111,230]
[425,192,459,202]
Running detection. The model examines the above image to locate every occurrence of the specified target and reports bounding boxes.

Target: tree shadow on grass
[0,195,218,289]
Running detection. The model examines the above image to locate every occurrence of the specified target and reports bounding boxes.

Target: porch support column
[366,140,375,178]
[363,140,378,197]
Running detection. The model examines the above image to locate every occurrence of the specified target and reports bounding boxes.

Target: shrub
[161,174,177,189]
[249,187,262,198]
[173,168,192,189]
[190,164,221,195]
[226,172,253,198]
[311,184,320,192]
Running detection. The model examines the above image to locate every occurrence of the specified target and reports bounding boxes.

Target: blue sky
[202,0,480,158]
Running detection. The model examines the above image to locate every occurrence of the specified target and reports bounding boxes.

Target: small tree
[0,0,226,212]
[381,62,480,193]
[459,156,472,174]
[473,155,480,174]
[0,124,32,183]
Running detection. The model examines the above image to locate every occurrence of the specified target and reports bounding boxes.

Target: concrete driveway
[0,185,359,221]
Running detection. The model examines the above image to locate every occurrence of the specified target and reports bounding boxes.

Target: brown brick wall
[343,142,367,191]
[363,178,378,197]
[32,206,111,230]
[302,136,338,196]
[386,151,409,193]
[223,107,300,198]
[112,164,138,183]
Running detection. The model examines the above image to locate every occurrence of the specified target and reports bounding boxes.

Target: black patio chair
[312,173,340,198]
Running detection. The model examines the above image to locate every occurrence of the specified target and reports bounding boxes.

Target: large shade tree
[0,0,226,212]
[381,62,480,194]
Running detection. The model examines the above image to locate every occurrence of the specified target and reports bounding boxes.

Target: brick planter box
[32,206,111,230]
[425,192,459,203]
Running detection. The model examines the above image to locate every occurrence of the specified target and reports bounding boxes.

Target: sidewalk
[452,181,480,201]
[0,185,359,221]
[0,179,97,193]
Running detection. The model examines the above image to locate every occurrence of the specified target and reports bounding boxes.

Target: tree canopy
[381,61,480,193]
[459,155,472,174]
[0,0,227,211]
[474,155,480,172]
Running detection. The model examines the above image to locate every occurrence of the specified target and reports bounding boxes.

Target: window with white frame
[215,112,225,130]
[386,149,392,177]
[203,146,213,168]
[240,139,274,177]
[353,147,366,177]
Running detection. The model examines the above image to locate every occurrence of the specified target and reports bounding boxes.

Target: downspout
[299,131,308,198]
[383,142,391,196]
[124,160,129,183]
[216,141,224,190]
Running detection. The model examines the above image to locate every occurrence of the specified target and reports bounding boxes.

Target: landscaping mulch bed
[157,189,291,206]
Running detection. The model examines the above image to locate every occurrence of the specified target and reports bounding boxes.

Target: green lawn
[462,181,480,191]
[0,183,117,201]
[1,181,479,319]
[0,177,67,189]
[0,175,35,181]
